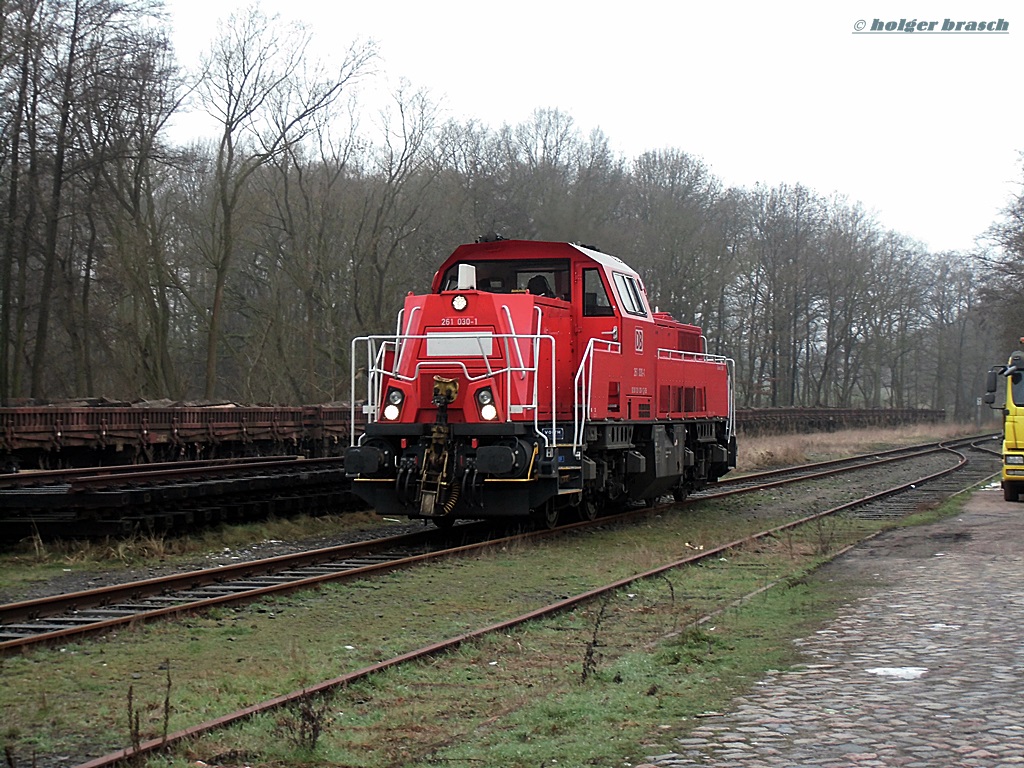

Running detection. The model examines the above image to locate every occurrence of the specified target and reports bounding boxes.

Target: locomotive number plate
[426,331,493,356]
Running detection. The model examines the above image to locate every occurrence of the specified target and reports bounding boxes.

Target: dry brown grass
[736,422,978,472]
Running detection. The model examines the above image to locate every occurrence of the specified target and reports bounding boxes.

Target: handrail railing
[573,337,620,455]
[350,332,737,458]
[500,305,527,381]
[655,347,736,439]
[350,331,560,452]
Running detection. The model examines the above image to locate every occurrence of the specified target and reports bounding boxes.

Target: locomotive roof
[432,239,640,291]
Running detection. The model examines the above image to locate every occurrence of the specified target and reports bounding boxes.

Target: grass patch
[163,557,859,768]
[900,485,975,527]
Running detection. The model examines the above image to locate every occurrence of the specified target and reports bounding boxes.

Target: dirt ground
[817,480,1019,580]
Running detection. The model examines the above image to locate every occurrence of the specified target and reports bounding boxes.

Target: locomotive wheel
[534,500,560,529]
[579,497,599,522]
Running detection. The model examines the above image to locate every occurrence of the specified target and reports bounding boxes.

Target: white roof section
[569,243,640,279]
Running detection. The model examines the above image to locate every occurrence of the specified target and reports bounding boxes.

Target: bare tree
[81,26,189,397]
[811,197,876,406]
[193,3,375,399]
[978,153,1024,343]
[343,81,441,333]
[0,0,169,399]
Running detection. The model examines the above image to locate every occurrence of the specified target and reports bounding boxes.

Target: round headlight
[383,403,401,421]
[476,388,494,406]
[387,389,404,405]
[480,403,498,421]
[452,294,468,311]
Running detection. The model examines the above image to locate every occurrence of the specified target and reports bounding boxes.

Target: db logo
[635,328,644,353]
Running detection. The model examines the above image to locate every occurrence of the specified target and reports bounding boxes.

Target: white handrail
[500,304,528,380]
[572,337,620,455]
[393,306,421,374]
[351,332,735,454]
[351,331,560,450]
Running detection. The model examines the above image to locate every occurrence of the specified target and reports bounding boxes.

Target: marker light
[476,388,494,406]
[387,388,404,405]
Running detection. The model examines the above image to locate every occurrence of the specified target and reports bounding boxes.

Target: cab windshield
[440,259,570,300]
[1012,372,1024,407]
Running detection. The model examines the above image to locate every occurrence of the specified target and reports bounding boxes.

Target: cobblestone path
[635,488,1024,768]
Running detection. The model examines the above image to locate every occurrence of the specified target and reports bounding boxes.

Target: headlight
[383,403,401,420]
[476,388,494,406]
[480,403,498,421]
[387,388,404,405]
[1006,455,1024,465]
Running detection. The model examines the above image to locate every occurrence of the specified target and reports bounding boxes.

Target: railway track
[706,437,994,493]
[59,435,1000,768]
[0,435,998,655]
[0,423,967,542]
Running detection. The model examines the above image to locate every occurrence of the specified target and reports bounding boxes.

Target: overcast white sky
[165,0,1021,254]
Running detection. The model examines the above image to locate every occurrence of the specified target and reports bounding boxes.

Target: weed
[813,516,838,555]
[29,530,45,563]
[275,692,333,751]
[581,595,611,683]
[161,659,172,743]
[127,685,141,752]
[657,626,728,668]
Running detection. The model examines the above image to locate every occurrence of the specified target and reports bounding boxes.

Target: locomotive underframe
[347,416,735,525]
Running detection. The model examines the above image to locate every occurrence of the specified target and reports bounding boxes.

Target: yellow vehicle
[984,345,1024,501]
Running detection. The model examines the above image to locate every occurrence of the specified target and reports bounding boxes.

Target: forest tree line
[1,0,1021,420]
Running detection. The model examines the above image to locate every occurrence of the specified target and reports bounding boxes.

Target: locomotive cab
[347,239,735,527]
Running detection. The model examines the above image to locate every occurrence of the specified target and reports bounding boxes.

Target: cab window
[582,268,614,317]
[612,272,648,317]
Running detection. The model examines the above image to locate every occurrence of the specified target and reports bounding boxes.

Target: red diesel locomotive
[345,237,736,526]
